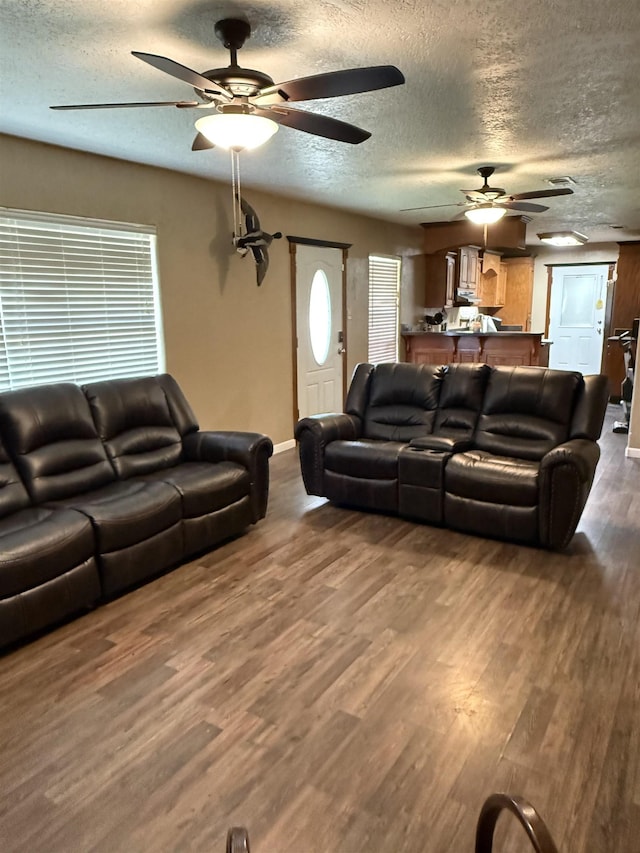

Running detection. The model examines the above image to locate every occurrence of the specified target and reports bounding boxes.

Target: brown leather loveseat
[295,362,608,550]
[0,374,273,649]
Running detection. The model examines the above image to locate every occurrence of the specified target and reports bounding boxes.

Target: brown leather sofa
[295,362,608,550]
[0,374,272,649]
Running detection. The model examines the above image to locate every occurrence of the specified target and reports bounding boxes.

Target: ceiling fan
[50,17,405,149]
[401,166,574,222]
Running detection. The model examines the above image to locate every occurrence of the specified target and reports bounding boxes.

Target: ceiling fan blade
[509,187,574,200]
[192,132,215,151]
[50,100,201,110]
[132,52,233,99]
[400,202,465,212]
[254,66,404,104]
[255,107,370,144]
[502,201,549,212]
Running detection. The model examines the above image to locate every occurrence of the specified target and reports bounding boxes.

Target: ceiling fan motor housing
[196,68,275,100]
[214,19,252,51]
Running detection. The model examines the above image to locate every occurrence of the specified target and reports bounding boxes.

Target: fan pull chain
[235,149,243,236]
[230,149,239,239]
[229,148,245,240]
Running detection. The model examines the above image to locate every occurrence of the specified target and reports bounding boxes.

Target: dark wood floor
[1,408,639,853]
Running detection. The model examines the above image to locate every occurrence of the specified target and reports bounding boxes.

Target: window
[368,254,401,363]
[308,269,331,365]
[0,208,164,391]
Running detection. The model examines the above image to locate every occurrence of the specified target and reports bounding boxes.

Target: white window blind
[0,209,164,391]
[368,254,401,363]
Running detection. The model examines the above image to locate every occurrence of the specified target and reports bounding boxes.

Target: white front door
[548,265,608,374]
[295,244,345,419]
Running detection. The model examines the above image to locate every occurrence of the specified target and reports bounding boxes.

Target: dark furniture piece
[0,374,272,649]
[295,362,608,550]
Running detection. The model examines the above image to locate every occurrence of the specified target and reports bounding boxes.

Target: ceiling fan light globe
[195,113,278,150]
[465,205,507,225]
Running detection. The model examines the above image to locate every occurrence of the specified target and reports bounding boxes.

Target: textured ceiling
[1,0,640,245]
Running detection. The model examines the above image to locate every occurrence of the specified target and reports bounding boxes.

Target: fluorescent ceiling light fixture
[195,113,278,151]
[537,230,588,246]
[465,204,507,225]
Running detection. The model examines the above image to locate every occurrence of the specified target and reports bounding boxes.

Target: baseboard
[273,439,296,454]
[625,445,640,458]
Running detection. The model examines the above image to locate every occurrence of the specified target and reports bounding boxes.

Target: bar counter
[401,331,548,367]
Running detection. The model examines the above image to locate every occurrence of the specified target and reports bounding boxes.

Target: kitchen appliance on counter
[424,311,446,332]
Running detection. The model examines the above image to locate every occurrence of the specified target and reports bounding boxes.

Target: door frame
[288,235,351,429]
[544,261,616,372]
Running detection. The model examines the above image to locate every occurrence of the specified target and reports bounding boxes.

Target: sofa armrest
[539,438,601,549]
[294,414,362,496]
[183,431,273,521]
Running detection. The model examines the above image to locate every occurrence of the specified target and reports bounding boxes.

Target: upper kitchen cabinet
[458,246,480,298]
[424,250,456,307]
[478,250,505,307]
[424,247,480,308]
[499,257,535,331]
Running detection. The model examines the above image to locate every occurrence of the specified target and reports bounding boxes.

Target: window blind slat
[0,209,163,392]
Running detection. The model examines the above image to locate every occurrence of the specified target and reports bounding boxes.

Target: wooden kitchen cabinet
[402,331,543,366]
[497,262,507,305]
[500,257,534,330]
[425,246,483,308]
[458,246,480,294]
[424,251,456,307]
[478,251,504,307]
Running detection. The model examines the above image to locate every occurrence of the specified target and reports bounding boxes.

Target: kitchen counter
[403,330,533,336]
[402,331,547,367]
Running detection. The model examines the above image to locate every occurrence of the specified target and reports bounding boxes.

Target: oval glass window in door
[308,269,331,365]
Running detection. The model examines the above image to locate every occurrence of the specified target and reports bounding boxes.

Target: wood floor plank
[0,407,638,852]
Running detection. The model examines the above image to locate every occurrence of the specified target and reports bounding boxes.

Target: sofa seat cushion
[137,461,251,518]
[324,440,406,480]
[0,507,94,597]
[445,450,540,506]
[51,480,182,553]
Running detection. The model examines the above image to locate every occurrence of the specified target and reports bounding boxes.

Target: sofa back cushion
[570,373,609,441]
[0,383,115,503]
[84,376,184,479]
[344,363,375,422]
[475,366,582,460]
[0,439,30,518]
[434,363,490,438]
[363,363,443,441]
[156,374,199,436]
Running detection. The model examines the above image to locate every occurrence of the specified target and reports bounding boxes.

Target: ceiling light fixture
[465,204,507,225]
[537,230,588,247]
[195,110,278,151]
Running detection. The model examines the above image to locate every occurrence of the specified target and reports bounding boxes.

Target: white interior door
[548,265,608,374]
[295,244,345,419]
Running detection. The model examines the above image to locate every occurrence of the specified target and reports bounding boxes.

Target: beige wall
[0,134,423,444]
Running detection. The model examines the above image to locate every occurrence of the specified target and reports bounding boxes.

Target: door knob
[338,346,346,355]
